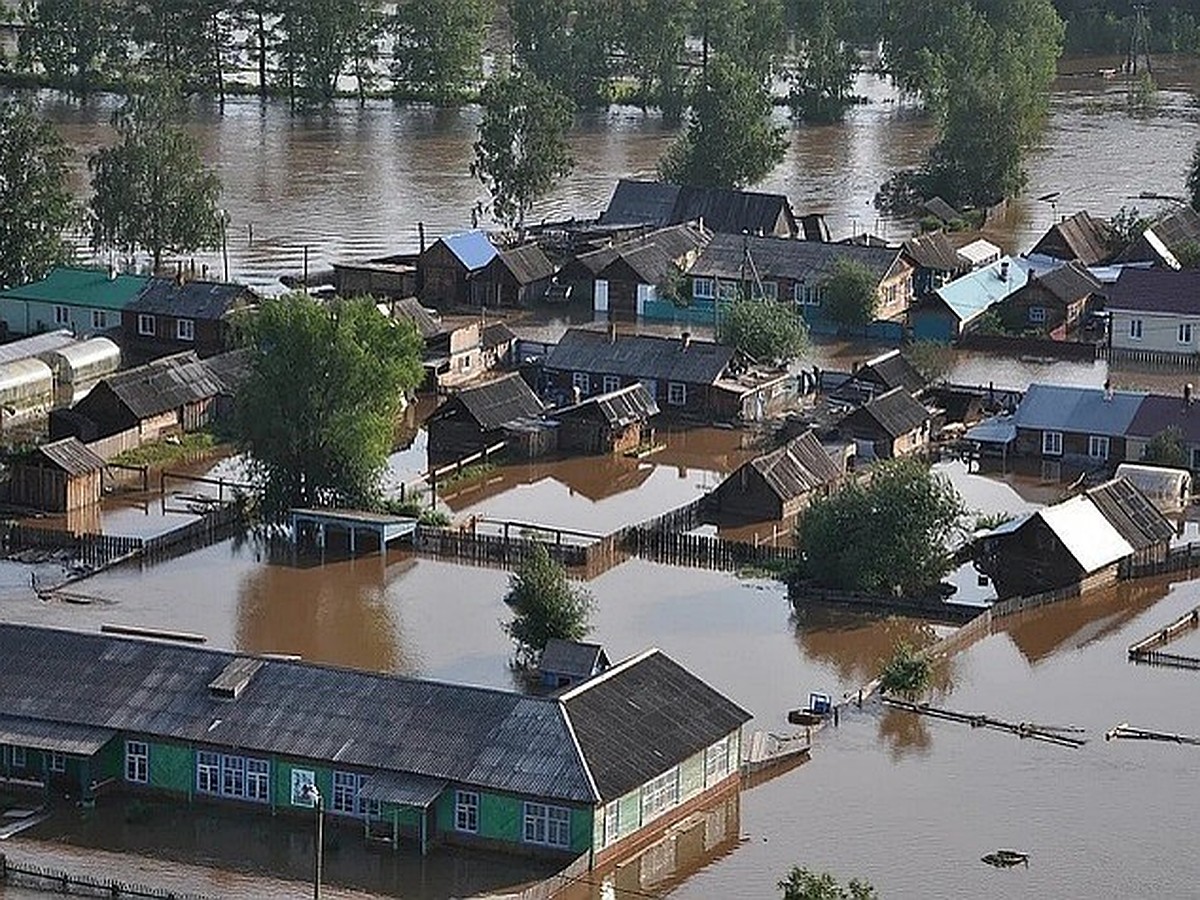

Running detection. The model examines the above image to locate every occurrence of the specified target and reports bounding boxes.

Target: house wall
[543,369,716,421]
[980,519,1087,598]
[1014,427,1129,465]
[121,311,229,361]
[427,401,504,461]
[8,465,101,512]
[557,416,642,455]
[1111,309,1200,354]
[709,466,786,522]
[419,244,470,307]
[845,419,929,460]
[433,787,592,856]
[0,299,117,338]
[996,283,1089,340]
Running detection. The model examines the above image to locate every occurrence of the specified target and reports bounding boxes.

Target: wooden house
[0,266,148,339]
[708,430,842,523]
[571,224,710,319]
[1029,210,1114,266]
[538,639,610,690]
[1119,206,1200,267]
[839,387,931,460]
[1107,268,1200,356]
[333,254,419,298]
[418,231,497,307]
[8,437,104,512]
[122,278,256,363]
[1126,392,1200,472]
[1010,383,1144,466]
[553,383,659,455]
[911,257,1030,343]
[426,373,544,461]
[599,179,798,237]
[974,478,1173,597]
[829,348,926,406]
[994,261,1103,339]
[474,244,556,307]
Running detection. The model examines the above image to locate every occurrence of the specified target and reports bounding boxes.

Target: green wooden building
[0,266,150,338]
[0,624,749,865]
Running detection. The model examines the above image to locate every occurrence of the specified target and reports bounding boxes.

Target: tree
[787,0,859,123]
[796,458,966,595]
[88,80,222,272]
[391,0,489,102]
[1144,426,1187,468]
[502,544,594,666]
[779,867,877,900]
[902,340,953,383]
[511,0,614,107]
[0,100,77,289]
[273,0,383,105]
[18,0,126,93]
[234,294,426,520]
[620,0,692,117]
[878,641,932,697]
[718,298,808,363]
[821,257,879,330]
[1187,139,1200,212]
[657,57,786,189]
[472,72,574,231]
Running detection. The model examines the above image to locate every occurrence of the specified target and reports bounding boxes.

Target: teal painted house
[0,267,150,338]
[0,625,750,865]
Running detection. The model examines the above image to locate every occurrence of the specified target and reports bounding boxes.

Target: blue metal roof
[440,231,497,271]
[1013,383,1146,437]
[934,257,1030,324]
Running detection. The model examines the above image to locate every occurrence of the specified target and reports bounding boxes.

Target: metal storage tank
[0,357,54,413]
[45,337,121,386]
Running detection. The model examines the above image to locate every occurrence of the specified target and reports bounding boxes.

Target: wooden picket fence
[0,852,214,900]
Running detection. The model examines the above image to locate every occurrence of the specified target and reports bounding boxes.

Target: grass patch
[436,462,496,491]
[111,432,218,467]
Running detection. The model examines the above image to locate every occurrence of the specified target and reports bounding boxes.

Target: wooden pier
[882,697,1087,749]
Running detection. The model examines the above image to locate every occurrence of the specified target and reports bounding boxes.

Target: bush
[879,641,931,697]
[503,544,593,666]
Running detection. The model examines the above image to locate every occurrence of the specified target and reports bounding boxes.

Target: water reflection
[791,607,940,688]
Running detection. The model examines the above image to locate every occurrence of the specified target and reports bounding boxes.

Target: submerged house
[707,430,843,523]
[993,261,1103,340]
[1029,210,1115,267]
[419,231,498,306]
[122,278,255,362]
[1126,391,1200,472]
[0,624,750,866]
[829,348,926,406]
[0,266,149,338]
[1119,206,1200,268]
[975,478,1173,597]
[552,383,659,455]
[474,244,557,308]
[911,257,1030,343]
[1106,268,1200,355]
[1010,383,1145,465]
[599,179,798,238]
[7,437,105,512]
[839,387,932,460]
[426,373,544,461]
[538,639,611,690]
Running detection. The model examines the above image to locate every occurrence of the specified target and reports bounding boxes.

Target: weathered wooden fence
[1121,541,1200,580]
[0,852,214,899]
[141,503,246,563]
[623,526,801,572]
[0,524,141,567]
[791,586,980,624]
[1101,345,1200,371]
[414,526,590,569]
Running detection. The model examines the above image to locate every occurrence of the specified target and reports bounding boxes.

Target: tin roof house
[419,231,498,307]
[1029,210,1115,266]
[0,266,150,339]
[839,387,932,460]
[911,256,1031,342]
[0,623,750,865]
[1010,382,1146,465]
[1106,268,1200,356]
[599,179,798,238]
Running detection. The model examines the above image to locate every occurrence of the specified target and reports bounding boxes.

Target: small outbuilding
[475,244,556,307]
[553,383,659,455]
[8,437,105,512]
[538,639,611,690]
[426,372,544,461]
[840,387,932,460]
[1113,463,1191,514]
[708,430,843,523]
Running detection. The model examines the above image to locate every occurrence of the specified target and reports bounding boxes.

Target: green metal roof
[0,266,150,311]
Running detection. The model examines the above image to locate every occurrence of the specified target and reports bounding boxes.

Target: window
[1129,318,1143,340]
[793,283,822,306]
[752,280,778,301]
[138,314,156,336]
[716,280,739,301]
[602,375,621,394]
[125,740,148,784]
[604,800,620,846]
[246,758,269,802]
[197,751,220,794]
[332,771,359,815]
[523,801,571,848]
[704,736,730,784]
[667,382,687,407]
[176,318,195,341]
[12,746,26,768]
[54,305,69,325]
[1089,435,1110,460]
[1180,323,1194,345]
[1028,306,1046,324]
[1191,447,1200,472]
[455,790,479,833]
[1042,431,1063,457]
[291,769,316,806]
[572,372,590,396]
[692,277,715,300]
[91,310,106,329]
[641,768,679,822]
[49,751,66,773]
[221,754,245,797]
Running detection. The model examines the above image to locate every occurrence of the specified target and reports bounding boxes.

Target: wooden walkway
[1127,605,1200,670]
[882,697,1088,749]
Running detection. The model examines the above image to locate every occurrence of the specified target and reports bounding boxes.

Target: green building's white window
[49,751,66,773]
[331,771,377,817]
[197,751,220,793]
[221,755,245,796]
[247,759,269,802]
[603,801,620,847]
[692,278,715,300]
[125,740,148,783]
[138,314,155,336]
[704,736,730,785]
[12,746,26,768]
[92,310,106,329]
[641,768,679,822]
[603,375,621,394]
[177,319,195,341]
[523,802,570,848]
[455,790,479,833]
[290,769,316,806]
[198,752,269,802]
[54,305,69,326]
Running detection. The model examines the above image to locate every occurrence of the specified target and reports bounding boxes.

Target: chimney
[608,321,617,344]
[1186,383,1194,407]
[107,263,117,281]
[680,331,691,351]
[1103,379,1113,402]
[418,221,426,254]
[998,260,1010,281]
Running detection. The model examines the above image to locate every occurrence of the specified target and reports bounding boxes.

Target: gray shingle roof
[31,436,105,476]
[1029,260,1102,303]
[436,373,544,431]
[560,649,751,802]
[691,233,903,287]
[554,383,659,427]
[539,639,608,680]
[600,179,794,236]
[390,297,442,340]
[1126,393,1200,443]
[856,349,925,396]
[903,231,963,272]
[745,430,841,501]
[492,244,556,285]
[130,279,253,320]
[201,348,255,395]
[1030,211,1114,266]
[1106,267,1200,315]
[544,329,733,385]
[1013,383,1146,437]
[0,714,115,755]
[105,352,225,419]
[849,387,930,438]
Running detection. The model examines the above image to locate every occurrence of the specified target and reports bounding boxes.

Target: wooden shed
[426,373,544,462]
[708,430,843,522]
[553,383,659,455]
[9,437,105,512]
[840,387,932,460]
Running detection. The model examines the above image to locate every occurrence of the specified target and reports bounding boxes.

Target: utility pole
[1127,4,1152,76]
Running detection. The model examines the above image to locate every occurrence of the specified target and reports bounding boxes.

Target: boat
[981,849,1029,868]
[787,691,834,726]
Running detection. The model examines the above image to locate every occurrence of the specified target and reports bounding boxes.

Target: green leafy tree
[796,458,966,595]
[0,101,77,289]
[1143,427,1188,469]
[472,72,574,230]
[902,340,953,383]
[620,0,692,117]
[657,57,786,189]
[718,298,809,363]
[234,294,426,520]
[274,0,381,105]
[787,0,859,123]
[1108,205,1149,254]
[510,0,614,107]
[820,257,879,329]
[693,0,784,82]
[88,79,222,272]
[878,641,932,697]
[128,0,232,100]
[1187,139,1200,212]
[503,544,594,666]
[391,0,489,102]
[779,867,877,900]
[18,0,126,93]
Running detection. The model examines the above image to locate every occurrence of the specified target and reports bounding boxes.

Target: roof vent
[208,657,263,701]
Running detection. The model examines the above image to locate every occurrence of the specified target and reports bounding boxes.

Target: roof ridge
[557,646,660,701]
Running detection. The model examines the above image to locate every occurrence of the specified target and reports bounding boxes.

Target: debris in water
[982,850,1029,868]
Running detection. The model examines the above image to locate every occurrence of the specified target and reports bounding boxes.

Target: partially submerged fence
[1122,541,1200,580]
[0,524,141,567]
[0,852,214,900]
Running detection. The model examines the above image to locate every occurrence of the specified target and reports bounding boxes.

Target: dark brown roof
[1029,260,1102,303]
[492,243,556,285]
[1127,392,1200,443]
[539,639,608,680]
[481,322,515,349]
[846,387,930,438]
[554,383,659,427]
[600,179,795,236]
[1030,211,1114,266]
[98,352,225,419]
[1106,267,1200,314]
[856,349,926,396]
[1085,478,1174,551]
[903,231,963,272]
[922,197,962,224]
[744,430,841,501]
[432,373,543,431]
[29,436,105,475]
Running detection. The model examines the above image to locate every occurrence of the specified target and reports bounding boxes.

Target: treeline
[1052,1,1200,56]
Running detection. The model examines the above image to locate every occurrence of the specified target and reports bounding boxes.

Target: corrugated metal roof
[1038,494,1134,572]
[389,297,442,340]
[438,231,497,271]
[1031,260,1102,303]
[858,349,925,396]
[492,244,556,285]
[742,430,841,501]
[357,771,446,806]
[0,266,150,310]
[692,233,902,287]
[600,179,794,235]
[0,330,77,365]
[1085,478,1175,550]
[554,383,659,427]
[100,352,226,419]
[0,714,115,755]
[544,329,733,385]
[903,232,963,272]
[965,415,1017,444]
[1013,383,1146,437]
[32,436,106,475]
[1030,211,1114,266]
[934,257,1030,324]
[435,373,544,431]
[560,649,751,802]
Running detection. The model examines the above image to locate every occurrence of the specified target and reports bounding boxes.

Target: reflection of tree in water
[791,605,940,686]
[235,543,419,675]
[878,705,933,760]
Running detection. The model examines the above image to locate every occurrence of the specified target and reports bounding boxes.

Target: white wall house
[1108,268,1200,354]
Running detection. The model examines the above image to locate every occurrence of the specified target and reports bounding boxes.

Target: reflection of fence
[623,527,800,572]
[0,852,214,900]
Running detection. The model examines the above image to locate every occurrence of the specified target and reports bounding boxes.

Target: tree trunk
[213,13,226,109]
[257,11,268,100]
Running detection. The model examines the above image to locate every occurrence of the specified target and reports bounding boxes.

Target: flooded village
[3,12,1200,899]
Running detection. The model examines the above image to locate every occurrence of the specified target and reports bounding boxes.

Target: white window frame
[125,740,148,784]
[1042,430,1063,457]
[91,309,106,329]
[1028,306,1046,324]
[246,758,270,802]
[137,314,156,336]
[704,736,730,785]
[455,790,479,833]
[53,305,70,325]
[603,800,620,846]
[176,318,195,341]
[716,280,739,301]
[752,280,778,301]
[794,283,822,306]
[12,746,27,768]
[667,382,687,407]
[602,375,621,394]
[572,372,590,396]
[692,277,715,300]
[221,754,245,797]
[640,768,679,822]
[523,801,571,848]
[1180,323,1194,345]
[49,751,66,773]
[1089,435,1110,460]
[197,751,220,794]
[332,770,358,815]
[1129,318,1143,340]
[290,768,316,807]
